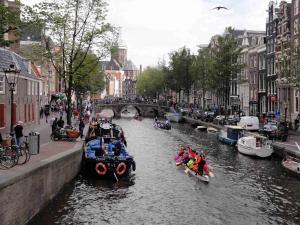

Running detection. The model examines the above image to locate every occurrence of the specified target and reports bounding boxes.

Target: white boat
[165,112,182,122]
[207,127,218,134]
[184,166,210,183]
[195,125,207,131]
[237,135,273,158]
[282,157,300,176]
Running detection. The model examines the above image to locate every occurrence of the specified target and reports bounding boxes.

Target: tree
[212,27,243,113]
[73,51,105,112]
[0,2,21,47]
[136,67,166,99]
[191,47,215,109]
[23,0,115,125]
[167,47,194,103]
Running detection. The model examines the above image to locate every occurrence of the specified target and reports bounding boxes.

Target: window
[295,0,299,16]
[0,75,5,94]
[31,82,34,95]
[27,81,31,95]
[0,104,5,128]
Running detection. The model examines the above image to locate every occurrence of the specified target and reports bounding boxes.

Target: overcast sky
[24,0,274,68]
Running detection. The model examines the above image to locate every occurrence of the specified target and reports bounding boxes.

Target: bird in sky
[211,6,229,11]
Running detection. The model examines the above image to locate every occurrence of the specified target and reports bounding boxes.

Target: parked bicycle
[0,144,18,169]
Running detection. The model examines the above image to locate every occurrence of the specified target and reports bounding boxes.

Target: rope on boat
[113,172,119,182]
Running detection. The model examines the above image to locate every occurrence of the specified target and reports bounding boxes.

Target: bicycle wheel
[17,147,27,165]
[20,143,31,163]
[1,147,18,168]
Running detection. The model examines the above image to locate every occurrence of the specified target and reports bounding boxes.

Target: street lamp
[3,64,20,136]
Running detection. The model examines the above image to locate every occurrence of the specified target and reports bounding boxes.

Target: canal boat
[281,156,300,176]
[207,127,218,134]
[184,166,210,182]
[154,121,171,130]
[237,135,273,158]
[218,125,244,146]
[195,125,207,131]
[82,118,136,180]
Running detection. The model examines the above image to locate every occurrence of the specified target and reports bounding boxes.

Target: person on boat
[175,145,186,162]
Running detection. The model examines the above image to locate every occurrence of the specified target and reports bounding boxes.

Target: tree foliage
[136,67,166,98]
[0,2,21,47]
[23,0,115,124]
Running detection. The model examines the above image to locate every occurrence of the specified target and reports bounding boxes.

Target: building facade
[258,45,267,114]
[266,1,279,117]
[0,48,40,135]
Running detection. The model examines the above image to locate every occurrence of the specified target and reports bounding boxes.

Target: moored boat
[82,116,136,179]
[237,135,273,158]
[218,125,244,146]
[195,126,207,131]
[154,121,171,130]
[281,156,300,176]
[207,127,218,134]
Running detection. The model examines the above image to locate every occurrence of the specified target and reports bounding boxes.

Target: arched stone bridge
[94,103,169,118]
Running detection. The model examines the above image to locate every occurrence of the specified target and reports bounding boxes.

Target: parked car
[237,116,260,131]
[259,121,288,141]
[213,115,226,125]
[226,115,240,125]
[202,111,215,122]
[192,110,204,119]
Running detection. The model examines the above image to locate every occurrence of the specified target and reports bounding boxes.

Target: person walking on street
[79,118,85,139]
[14,121,24,146]
[44,108,50,123]
[40,107,44,119]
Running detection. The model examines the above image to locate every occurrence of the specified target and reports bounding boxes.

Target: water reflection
[29,118,300,225]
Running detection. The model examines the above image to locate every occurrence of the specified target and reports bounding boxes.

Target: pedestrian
[79,118,85,139]
[52,117,58,134]
[44,108,50,123]
[40,107,44,119]
[14,121,24,146]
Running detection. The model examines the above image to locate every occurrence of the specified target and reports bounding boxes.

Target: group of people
[175,145,211,176]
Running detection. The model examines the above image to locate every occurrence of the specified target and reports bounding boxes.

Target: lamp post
[3,64,20,136]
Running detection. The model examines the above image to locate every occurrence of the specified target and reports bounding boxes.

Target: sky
[24,0,274,68]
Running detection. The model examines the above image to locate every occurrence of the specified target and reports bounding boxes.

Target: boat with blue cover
[82,117,136,179]
[218,125,244,146]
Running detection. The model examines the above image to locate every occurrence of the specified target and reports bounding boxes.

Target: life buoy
[95,162,107,175]
[116,162,127,176]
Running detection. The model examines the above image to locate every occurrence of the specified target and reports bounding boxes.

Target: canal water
[29,118,300,225]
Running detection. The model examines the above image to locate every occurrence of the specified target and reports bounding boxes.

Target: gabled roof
[123,60,138,71]
[105,58,121,71]
[0,47,38,80]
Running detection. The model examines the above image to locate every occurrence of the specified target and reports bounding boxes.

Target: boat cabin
[226,125,244,141]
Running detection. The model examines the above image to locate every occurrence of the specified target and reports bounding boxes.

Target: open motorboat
[218,125,244,146]
[195,125,207,131]
[207,127,218,134]
[237,135,273,158]
[282,156,300,176]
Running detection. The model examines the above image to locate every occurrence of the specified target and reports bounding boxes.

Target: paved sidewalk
[0,113,88,182]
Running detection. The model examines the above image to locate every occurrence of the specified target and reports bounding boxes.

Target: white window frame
[0,75,5,94]
[28,80,31,95]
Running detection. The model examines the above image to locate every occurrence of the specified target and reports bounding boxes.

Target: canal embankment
[0,141,84,225]
[183,116,300,159]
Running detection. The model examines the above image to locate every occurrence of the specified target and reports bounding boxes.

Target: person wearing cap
[14,121,24,146]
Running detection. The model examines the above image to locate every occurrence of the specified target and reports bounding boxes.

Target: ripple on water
[28,118,300,225]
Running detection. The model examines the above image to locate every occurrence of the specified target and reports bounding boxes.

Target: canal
[29,118,300,225]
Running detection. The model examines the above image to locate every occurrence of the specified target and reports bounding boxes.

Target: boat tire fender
[116,162,127,176]
[95,162,107,175]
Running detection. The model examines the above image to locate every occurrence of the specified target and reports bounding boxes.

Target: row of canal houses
[0,1,63,135]
[201,0,299,124]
